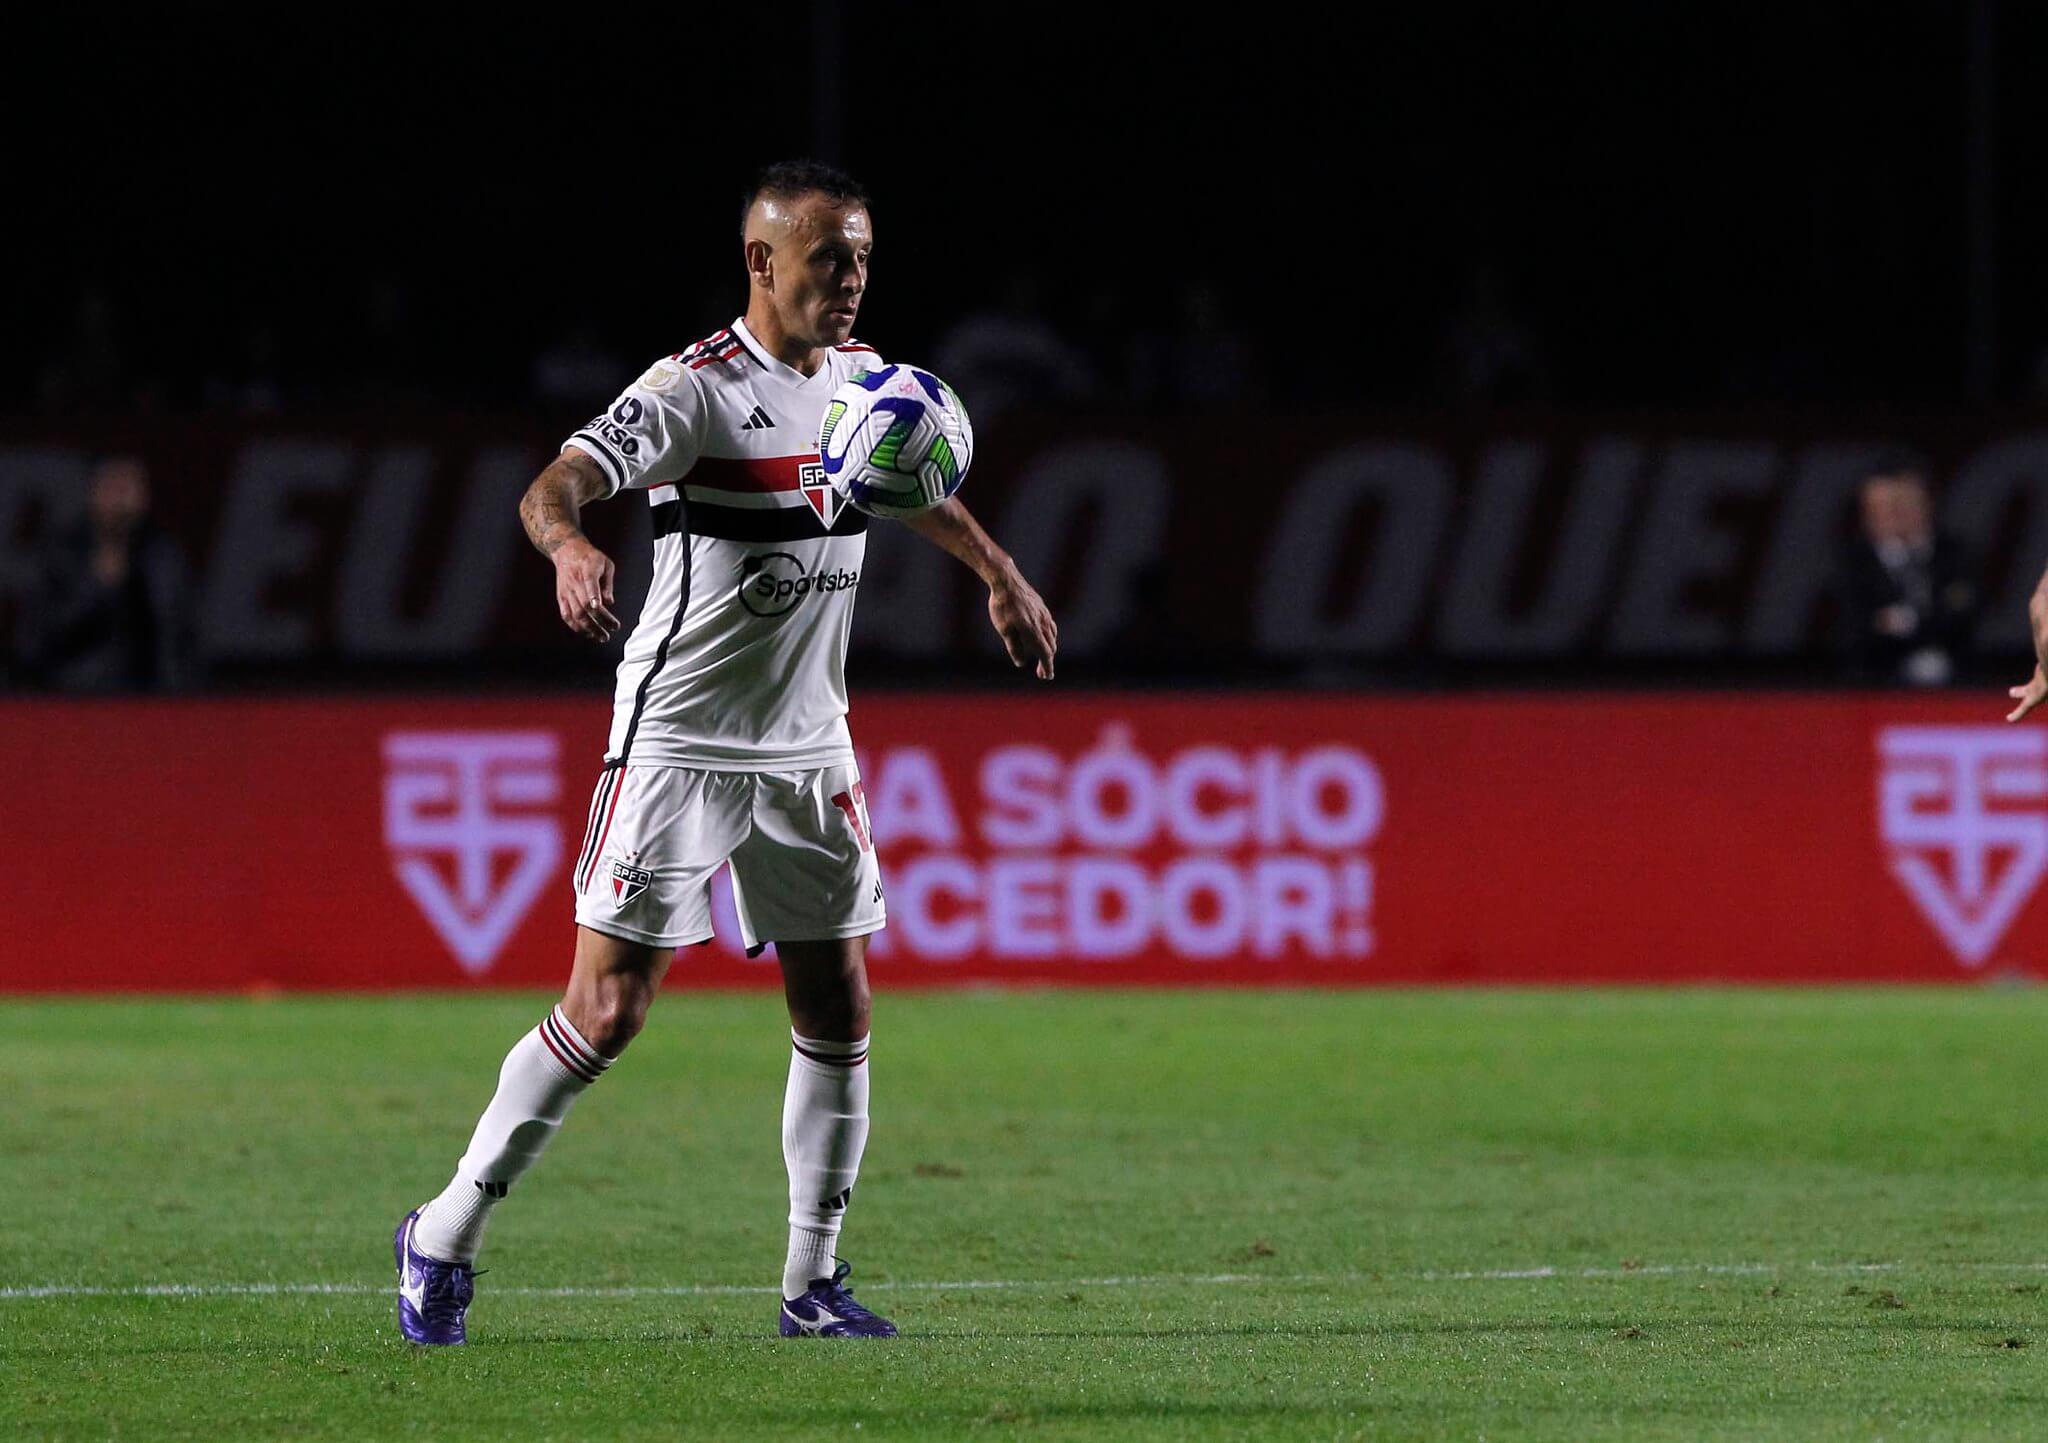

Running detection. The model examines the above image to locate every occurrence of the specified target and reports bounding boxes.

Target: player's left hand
[990,574,1057,681]
[552,537,620,643]
[2007,664,2048,722]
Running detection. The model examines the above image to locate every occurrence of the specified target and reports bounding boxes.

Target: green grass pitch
[5,988,2047,1441]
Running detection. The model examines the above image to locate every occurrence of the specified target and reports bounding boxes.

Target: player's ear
[744,237,775,288]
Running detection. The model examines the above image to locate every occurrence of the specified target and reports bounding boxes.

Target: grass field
[5,989,2048,1441]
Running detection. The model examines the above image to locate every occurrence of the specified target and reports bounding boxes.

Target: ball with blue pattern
[816,364,974,519]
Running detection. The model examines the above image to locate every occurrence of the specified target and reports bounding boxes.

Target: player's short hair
[1861,450,1933,490]
[741,160,870,236]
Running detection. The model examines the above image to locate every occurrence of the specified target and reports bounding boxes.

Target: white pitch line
[7,1259,2048,1302]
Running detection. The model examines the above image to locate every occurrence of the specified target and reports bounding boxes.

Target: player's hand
[2007,664,2048,722]
[989,573,1057,681]
[553,538,620,642]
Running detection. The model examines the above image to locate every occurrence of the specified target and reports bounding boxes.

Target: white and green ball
[817,364,974,519]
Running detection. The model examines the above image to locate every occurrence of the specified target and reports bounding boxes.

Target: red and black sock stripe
[537,1006,610,1084]
[791,1034,869,1068]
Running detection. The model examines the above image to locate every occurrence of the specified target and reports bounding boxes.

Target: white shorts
[570,761,884,952]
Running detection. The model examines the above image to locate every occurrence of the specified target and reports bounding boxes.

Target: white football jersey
[562,318,884,770]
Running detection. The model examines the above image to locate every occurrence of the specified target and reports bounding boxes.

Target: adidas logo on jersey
[738,405,776,431]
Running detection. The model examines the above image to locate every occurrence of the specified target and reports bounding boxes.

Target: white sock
[413,1006,612,1263]
[781,1030,870,1298]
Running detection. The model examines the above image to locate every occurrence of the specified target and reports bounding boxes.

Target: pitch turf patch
[4,989,2048,1441]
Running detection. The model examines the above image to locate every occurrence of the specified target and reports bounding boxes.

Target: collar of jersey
[731,318,836,389]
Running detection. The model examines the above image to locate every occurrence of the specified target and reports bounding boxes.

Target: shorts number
[831,784,872,853]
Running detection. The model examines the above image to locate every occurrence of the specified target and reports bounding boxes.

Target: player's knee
[563,981,653,1058]
[794,972,869,1042]
[580,995,645,1057]
[829,993,871,1044]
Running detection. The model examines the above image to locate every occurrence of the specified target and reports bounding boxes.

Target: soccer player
[395,161,1057,1344]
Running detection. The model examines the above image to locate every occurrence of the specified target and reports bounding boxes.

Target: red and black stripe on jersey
[679,326,730,357]
[661,455,870,541]
[683,328,744,371]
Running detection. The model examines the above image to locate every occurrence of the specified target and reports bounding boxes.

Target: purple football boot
[779,1260,898,1338]
[394,1209,475,1345]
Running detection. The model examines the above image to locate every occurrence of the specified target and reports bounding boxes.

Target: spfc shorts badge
[610,856,652,907]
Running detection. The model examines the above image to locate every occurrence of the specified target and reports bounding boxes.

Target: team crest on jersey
[610,855,652,907]
[797,460,843,526]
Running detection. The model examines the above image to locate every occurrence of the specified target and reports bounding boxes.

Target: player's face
[775,198,872,347]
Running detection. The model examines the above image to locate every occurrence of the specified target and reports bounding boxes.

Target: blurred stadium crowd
[25,265,2048,423]
[8,5,2048,698]
[6,270,2045,697]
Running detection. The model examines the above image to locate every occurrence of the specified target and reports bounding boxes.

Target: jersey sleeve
[562,356,708,496]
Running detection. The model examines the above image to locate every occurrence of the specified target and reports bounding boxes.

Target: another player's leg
[773,933,896,1337]
[396,925,672,1344]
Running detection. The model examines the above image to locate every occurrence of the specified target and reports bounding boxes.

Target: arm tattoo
[519,459,599,559]
[520,479,578,557]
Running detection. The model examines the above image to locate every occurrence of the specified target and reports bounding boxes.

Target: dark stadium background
[10,6,2048,416]
[5,1,2048,990]
[11,5,2048,688]
[15,7,2048,397]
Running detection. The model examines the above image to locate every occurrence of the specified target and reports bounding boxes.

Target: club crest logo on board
[1878,726,2048,967]
[383,731,563,973]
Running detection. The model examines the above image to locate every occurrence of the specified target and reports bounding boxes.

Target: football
[816,363,974,518]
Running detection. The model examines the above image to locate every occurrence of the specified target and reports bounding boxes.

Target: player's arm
[2006,562,2048,721]
[518,450,620,643]
[901,498,1057,680]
